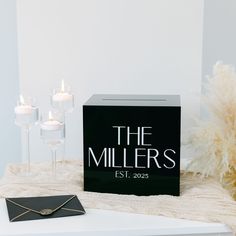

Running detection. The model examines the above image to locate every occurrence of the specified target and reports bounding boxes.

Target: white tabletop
[0,199,232,236]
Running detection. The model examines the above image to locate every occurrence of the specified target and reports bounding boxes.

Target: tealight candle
[52,92,73,102]
[14,95,33,114]
[14,95,39,127]
[52,80,73,103]
[41,111,63,131]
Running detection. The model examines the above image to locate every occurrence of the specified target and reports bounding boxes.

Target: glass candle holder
[40,111,65,175]
[51,80,74,114]
[14,95,39,175]
[50,80,74,161]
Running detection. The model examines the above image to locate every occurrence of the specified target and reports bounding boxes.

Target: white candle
[52,80,73,102]
[14,105,33,114]
[41,111,63,131]
[14,95,33,114]
[52,92,73,102]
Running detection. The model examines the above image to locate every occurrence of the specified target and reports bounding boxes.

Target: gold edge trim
[6,199,39,214]
[61,207,85,214]
[11,210,31,222]
[53,195,76,212]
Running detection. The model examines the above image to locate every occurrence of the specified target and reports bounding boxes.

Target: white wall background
[0,0,21,175]
[16,0,203,162]
[202,0,236,79]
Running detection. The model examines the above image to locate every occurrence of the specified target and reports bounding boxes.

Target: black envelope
[5,195,86,222]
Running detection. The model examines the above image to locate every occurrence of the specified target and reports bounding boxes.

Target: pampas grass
[188,62,236,199]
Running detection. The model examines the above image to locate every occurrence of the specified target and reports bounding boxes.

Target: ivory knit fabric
[0,160,235,233]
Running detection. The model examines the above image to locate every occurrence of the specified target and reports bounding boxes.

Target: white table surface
[0,199,232,236]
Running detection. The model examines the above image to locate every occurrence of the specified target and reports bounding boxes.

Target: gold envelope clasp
[40,209,53,216]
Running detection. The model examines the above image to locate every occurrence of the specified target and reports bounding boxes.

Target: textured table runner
[0,160,235,233]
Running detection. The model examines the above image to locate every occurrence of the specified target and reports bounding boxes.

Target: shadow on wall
[0,0,21,176]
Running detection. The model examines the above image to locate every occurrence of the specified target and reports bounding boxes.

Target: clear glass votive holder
[40,111,65,175]
[50,80,75,162]
[14,96,39,175]
[51,85,74,114]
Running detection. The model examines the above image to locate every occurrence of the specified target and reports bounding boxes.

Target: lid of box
[84,94,180,107]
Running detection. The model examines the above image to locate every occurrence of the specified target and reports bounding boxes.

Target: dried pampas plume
[188,61,236,199]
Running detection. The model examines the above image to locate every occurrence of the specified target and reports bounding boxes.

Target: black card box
[83,94,181,196]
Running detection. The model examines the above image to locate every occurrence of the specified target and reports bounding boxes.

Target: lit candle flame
[61,80,65,92]
[20,95,25,105]
[48,111,53,120]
